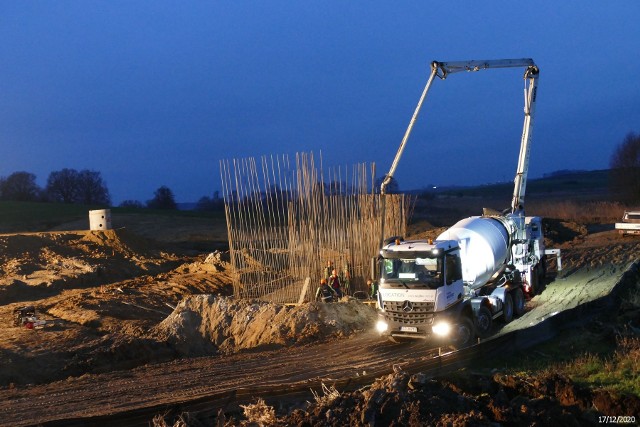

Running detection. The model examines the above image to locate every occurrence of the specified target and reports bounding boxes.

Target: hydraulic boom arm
[379,58,539,244]
[511,64,539,213]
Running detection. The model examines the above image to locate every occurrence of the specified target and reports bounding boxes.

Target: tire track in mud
[0,333,431,426]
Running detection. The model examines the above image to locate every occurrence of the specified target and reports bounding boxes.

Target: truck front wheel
[452,316,475,349]
[474,306,493,338]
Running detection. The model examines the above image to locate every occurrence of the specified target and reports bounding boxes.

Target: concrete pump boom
[511,64,539,213]
[379,58,539,244]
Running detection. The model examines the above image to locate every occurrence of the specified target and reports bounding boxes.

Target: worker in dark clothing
[323,260,334,281]
[315,278,337,302]
[328,269,343,298]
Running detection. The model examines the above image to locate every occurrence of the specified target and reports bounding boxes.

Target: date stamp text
[599,415,636,424]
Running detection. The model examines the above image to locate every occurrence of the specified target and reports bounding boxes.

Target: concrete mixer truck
[375,59,550,347]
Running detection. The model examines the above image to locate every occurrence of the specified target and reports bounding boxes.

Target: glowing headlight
[432,321,451,336]
[376,320,388,333]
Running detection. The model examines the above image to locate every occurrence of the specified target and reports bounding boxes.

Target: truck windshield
[381,256,443,289]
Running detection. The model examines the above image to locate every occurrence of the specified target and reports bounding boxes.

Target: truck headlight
[432,321,451,337]
[376,320,388,333]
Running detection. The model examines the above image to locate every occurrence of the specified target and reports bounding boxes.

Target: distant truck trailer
[615,211,640,235]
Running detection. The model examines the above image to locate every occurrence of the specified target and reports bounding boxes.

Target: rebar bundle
[220,152,408,303]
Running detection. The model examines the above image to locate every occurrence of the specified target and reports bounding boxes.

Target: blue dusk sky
[1,2,639,204]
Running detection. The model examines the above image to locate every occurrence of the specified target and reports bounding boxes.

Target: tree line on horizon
[0,168,189,210]
[0,166,226,211]
[0,168,111,205]
[1,132,638,209]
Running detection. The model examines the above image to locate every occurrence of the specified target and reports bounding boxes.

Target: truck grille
[383,301,435,325]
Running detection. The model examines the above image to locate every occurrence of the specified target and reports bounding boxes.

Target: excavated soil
[152,295,376,356]
[276,368,640,427]
[0,229,233,386]
[0,213,639,426]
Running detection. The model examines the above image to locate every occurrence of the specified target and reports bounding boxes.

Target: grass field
[0,169,632,233]
[0,201,225,234]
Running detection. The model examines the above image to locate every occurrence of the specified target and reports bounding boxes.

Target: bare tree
[0,171,41,201]
[77,170,111,205]
[147,186,177,209]
[46,169,80,203]
[46,168,111,205]
[610,132,640,201]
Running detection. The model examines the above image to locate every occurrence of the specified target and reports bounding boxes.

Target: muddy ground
[1,210,639,426]
[273,369,640,427]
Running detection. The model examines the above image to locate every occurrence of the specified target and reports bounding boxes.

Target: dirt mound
[275,369,640,427]
[543,218,589,246]
[152,296,376,356]
[172,251,231,276]
[0,230,185,305]
[0,246,234,387]
[78,228,158,257]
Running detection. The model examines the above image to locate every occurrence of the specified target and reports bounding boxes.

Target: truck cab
[376,238,467,342]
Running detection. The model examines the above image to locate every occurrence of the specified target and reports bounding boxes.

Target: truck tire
[452,316,475,349]
[530,266,538,296]
[502,292,514,323]
[513,287,526,316]
[474,305,493,339]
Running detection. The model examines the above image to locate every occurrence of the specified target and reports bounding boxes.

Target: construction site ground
[0,210,639,426]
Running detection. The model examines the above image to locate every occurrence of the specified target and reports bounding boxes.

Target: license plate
[400,326,417,333]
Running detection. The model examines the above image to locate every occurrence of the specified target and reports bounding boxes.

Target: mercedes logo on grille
[402,300,413,312]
